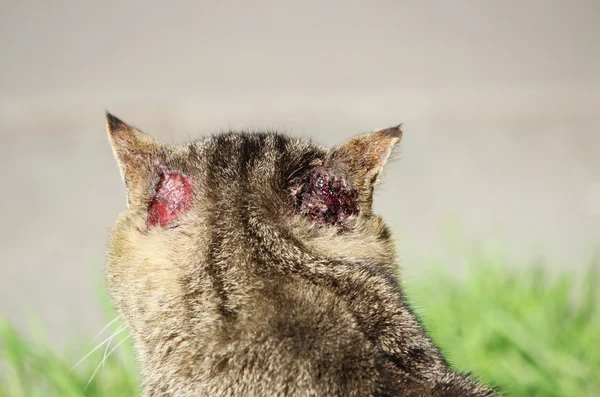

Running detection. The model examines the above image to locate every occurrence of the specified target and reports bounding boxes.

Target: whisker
[70,326,126,371]
[101,325,124,370]
[85,335,131,389]
[91,317,120,344]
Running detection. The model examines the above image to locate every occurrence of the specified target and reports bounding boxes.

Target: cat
[104,112,500,397]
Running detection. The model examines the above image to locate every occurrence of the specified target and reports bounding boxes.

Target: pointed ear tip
[105,111,127,133]
[377,124,403,138]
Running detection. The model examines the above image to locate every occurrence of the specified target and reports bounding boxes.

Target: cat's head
[104,112,402,358]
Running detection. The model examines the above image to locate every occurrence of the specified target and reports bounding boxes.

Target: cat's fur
[105,113,499,397]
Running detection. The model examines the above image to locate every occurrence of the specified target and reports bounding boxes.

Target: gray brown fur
[104,113,500,396]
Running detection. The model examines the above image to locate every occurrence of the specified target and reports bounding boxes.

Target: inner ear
[147,171,193,228]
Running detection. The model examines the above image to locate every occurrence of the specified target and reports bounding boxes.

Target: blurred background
[1,1,599,393]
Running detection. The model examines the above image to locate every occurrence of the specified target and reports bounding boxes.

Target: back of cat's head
[104,112,402,373]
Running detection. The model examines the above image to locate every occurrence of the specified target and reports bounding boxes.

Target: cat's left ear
[106,112,165,208]
[330,125,402,212]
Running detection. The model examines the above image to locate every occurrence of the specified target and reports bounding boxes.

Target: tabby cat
[105,112,499,396]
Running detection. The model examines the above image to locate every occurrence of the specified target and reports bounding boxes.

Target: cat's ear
[106,112,164,208]
[329,125,402,212]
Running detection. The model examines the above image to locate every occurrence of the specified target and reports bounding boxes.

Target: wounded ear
[106,112,164,208]
[329,124,402,211]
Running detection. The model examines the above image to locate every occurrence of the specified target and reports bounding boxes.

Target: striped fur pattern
[105,113,499,396]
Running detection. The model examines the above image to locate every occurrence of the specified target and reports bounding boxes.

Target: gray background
[1,0,599,346]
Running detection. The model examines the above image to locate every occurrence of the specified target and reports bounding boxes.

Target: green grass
[405,250,600,396]
[1,252,598,396]
[0,316,139,397]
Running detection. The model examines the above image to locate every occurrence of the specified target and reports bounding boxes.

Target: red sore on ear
[147,172,193,228]
[294,168,359,230]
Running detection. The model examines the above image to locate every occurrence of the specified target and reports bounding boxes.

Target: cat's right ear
[106,112,164,208]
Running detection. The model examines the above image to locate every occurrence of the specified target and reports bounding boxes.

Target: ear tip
[377,124,403,138]
[105,111,127,133]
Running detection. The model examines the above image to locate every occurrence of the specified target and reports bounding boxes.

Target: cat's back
[148,279,391,397]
